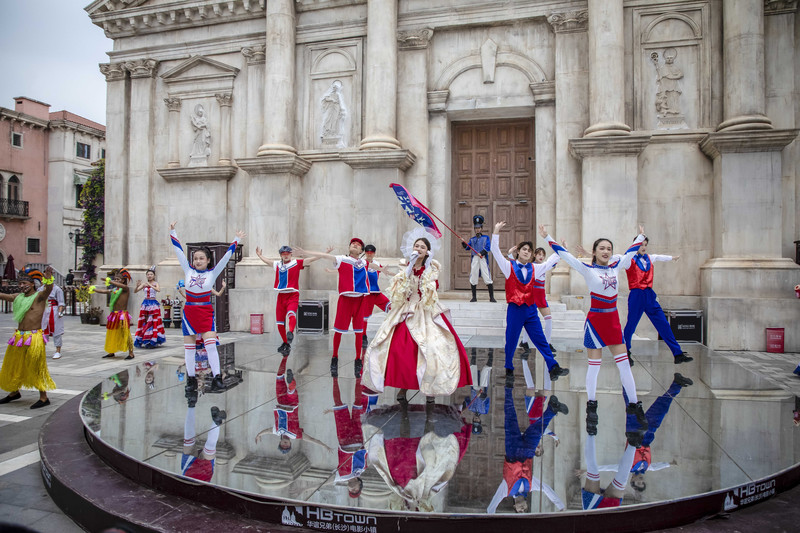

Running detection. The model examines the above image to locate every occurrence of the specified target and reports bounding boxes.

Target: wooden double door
[451,119,535,290]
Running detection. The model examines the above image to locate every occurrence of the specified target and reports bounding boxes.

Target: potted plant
[75,284,93,324]
[86,306,103,325]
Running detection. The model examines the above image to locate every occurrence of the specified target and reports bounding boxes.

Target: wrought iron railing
[0,198,29,217]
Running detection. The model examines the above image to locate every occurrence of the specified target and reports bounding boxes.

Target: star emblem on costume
[189,274,207,289]
[600,272,617,290]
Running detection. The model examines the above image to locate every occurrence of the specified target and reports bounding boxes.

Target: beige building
[86,0,799,351]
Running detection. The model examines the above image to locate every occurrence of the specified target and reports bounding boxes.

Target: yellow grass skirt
[105,311,133,353]
[0,330,56,392]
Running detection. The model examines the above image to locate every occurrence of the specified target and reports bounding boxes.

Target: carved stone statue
[320,80,346,148]
[651,49,687,129]
[188,104,211,167]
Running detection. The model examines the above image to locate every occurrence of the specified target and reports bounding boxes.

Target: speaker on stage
[297,300,329,333]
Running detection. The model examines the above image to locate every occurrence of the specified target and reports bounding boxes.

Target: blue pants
[504,387,556,461]
[624,288,682,356]
[624,381,682,446]
[505,303,557,371]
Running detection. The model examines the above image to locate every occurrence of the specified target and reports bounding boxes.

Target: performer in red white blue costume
[491,221,569,388]
[540,223,647,437]
[256,244,329,356]
[360,244,393,349]
[619,236,693,365]
[170,221,244,397]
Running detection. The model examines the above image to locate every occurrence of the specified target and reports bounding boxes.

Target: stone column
[547,10,589,296]
[696,2,799,352]
[164,97,181,168]
[717,0,772,131]
[359,0,401,150]
[241,44,266,156]
[426,93,449,288]
[98,62,128,266]
[257,0,300,157]
[123,58,159,266]
[215,93,233,166]
[584,0,631,137]
[531,81,556,270]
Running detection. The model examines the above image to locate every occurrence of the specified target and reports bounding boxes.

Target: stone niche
[302,39,363,152]
[633,3,711,131]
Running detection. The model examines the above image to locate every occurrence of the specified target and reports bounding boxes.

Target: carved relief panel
[633,3,711,131]
[303,39,362,151]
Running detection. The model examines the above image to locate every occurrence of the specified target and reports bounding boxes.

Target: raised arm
[540,225,591,277]
[486,480,508,514]
[254,246,272,266]
[302,246,335,265]
[293,246,337,265]
[650,254,677,262]
[617,226,647,270]
[489,222,512,279]
[210,230,245,280]
[0,292,19,303]
[133,280,145,293]
[303,433,332,451]
[169,222,191,274]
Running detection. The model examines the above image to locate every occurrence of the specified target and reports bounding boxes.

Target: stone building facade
[87,0,799,351]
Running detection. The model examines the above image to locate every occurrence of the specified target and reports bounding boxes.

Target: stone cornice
[700,257,800,270]
[569,135,651,158]
[156,166,238,182]
[340,149,416,171]
[530,81,555,106]
[764,0,798,15]
[699,129,799,159]
[0,108,50,130]
[48,119,106,139]
[87,0,267,38]
[427,90,449,114]
[236,155,312,177]
[295,0,365,13]
[398,28,434,50]
[546,10,588,33]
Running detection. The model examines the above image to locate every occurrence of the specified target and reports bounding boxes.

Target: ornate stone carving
[397,28,433,51]
[164,97,181,112]
[188,104,211,167]
[215,93,233,107]
[241,44,266,64]
[651,48,687,130]
[547,11,589,34]
[99,62,126,82]
[320,80,347,148]
[124,58,159,78]
[764,0,798,15]
[481,39,498,84]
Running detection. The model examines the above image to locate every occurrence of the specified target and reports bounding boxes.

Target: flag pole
[415,199,480,256]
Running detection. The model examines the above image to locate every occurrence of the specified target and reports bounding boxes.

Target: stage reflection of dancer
[136,361,159,390]
[255,355,330,454]
[579,434,637,510]
[133,266,166,349]
[182,405,226,483]
[366,403,471,511]
[296,239,372,378]
[464,215,496,303]
[325,376,368,499]
[462,349,494,434]
[492,222,568,388]
[40,266,66,359]
[0,269,56,408]
[594,373,693,491]
[170,221,244,396]
[363,229,471,404]
[95,268,135,360]
[619,237,692,365]
[360,244,394,349]
[542,224,647,436]
[487,387,568,513]
[256,244,329,356]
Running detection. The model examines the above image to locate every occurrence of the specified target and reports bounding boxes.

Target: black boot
[673,372,693,387]
[470,284,477,302]
[354,359,363,378]
[211,406,227,426]
[487,284,497,303]
[211,374,226,392]
[627,349,634,367]
[362,334,369,349]
[185,376,198,394]
[549,364,569,381]
[547,395,569,415]
[674,352,694,364]
[586,400,598,435]
[505,368,515,388]
[330,357,339,377]
[626,401,649,431]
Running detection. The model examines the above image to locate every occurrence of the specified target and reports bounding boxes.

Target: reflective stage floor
[73,332,800,531]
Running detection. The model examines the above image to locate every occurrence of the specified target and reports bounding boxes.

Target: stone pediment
[162,56,240,85]
[85,0,150,16]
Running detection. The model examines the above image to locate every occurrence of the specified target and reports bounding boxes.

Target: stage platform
[40,331,800,532]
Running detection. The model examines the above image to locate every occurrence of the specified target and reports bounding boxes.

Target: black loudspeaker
[297,300,329,333]
[659,309,703,344]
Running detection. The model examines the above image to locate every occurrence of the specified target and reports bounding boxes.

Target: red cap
[350,238,364,248]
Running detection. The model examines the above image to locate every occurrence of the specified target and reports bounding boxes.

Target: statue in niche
[188,104,211,167]
[650,48,687,129]
[320,80,347,148]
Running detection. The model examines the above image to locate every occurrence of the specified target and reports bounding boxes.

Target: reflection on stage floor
[79,332,799,516]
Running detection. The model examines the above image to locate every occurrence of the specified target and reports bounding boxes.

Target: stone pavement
[0,310,799,532]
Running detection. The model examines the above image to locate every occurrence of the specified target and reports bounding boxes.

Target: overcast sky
[0,0,112,125]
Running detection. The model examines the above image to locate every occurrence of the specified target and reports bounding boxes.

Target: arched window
[0,174,4,200]
[8,176,20,201]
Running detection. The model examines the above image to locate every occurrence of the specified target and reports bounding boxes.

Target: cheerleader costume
[134,286,166,348]
[274,258,304,344]
[361,261,391,332]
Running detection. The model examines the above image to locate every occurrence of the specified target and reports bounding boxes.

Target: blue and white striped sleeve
[170,230,191,275]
